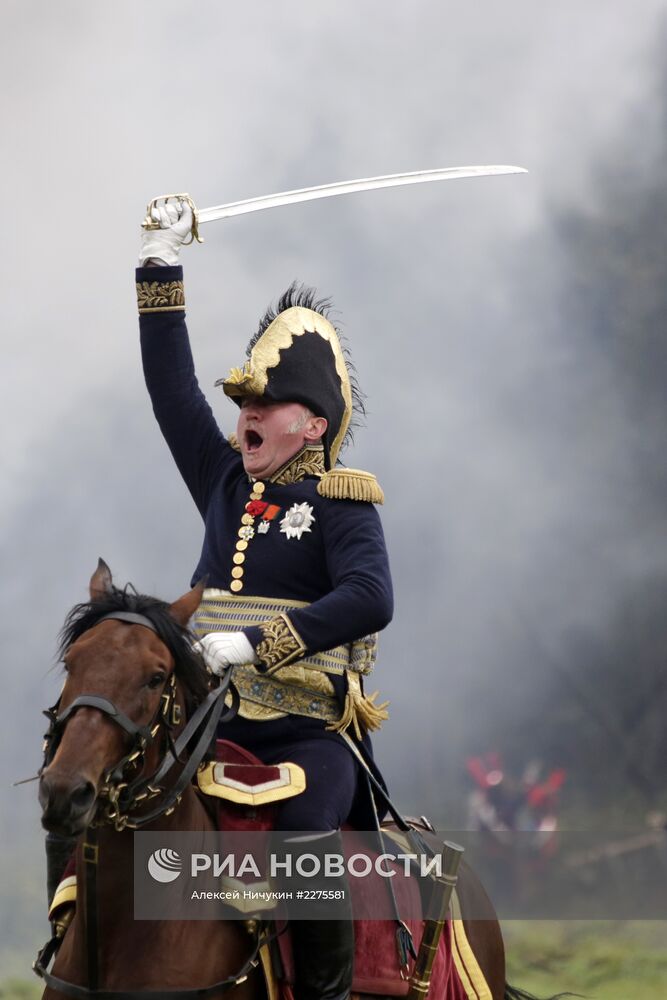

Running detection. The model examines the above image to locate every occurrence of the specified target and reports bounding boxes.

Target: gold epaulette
[227,432,241,452]
[317,468,384,504]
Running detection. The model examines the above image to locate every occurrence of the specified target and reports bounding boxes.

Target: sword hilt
[141,193,203,244]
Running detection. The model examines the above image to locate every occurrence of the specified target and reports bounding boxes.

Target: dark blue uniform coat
[138,265,393,829]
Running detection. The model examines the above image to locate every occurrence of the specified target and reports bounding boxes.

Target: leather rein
[34,610,264,1000]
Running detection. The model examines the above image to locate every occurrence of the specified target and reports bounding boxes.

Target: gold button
[231,566,244,579]
[241,513,254,526]
[236,540,248,551]
[230,580,243,593]
[253,482,265,494]
[233,552,245,565]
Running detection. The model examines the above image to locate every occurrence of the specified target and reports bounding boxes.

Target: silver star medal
[280,502,316,540]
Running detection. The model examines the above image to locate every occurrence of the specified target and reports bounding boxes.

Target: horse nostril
[70,781,96,814]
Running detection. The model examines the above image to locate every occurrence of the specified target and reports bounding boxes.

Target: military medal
[256,503,281,535]
[280,502,316,540]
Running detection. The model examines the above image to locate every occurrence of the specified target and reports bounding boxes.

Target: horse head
[39,559,209,837]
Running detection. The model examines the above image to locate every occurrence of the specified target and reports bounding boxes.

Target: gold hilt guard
[141,193,203,244]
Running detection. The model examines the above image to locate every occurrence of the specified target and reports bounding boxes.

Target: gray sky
[2,0,667,970]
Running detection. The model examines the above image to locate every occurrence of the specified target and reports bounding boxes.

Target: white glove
[193,631,259,676]
[139,197,193,266]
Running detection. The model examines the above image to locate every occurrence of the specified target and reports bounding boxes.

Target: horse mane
[58,585,211,715]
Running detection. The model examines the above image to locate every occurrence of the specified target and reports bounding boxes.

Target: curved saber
[142,165,528,241]
[198,164,527,224]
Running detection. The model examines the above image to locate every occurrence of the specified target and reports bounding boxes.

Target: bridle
[34,609,267,1000]
[41,610,240,831]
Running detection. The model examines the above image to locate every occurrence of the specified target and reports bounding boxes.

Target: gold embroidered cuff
[136,279,185,314]
[256,614,306,672]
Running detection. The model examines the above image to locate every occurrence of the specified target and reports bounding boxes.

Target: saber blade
[196,164,527,225]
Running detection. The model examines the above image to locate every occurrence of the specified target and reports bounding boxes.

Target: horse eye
[147,673,166,690]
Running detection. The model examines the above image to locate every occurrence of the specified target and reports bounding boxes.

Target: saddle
[196,740,486,1000]
[197,739,307,832]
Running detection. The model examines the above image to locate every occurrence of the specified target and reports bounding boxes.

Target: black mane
[58,586,210,714]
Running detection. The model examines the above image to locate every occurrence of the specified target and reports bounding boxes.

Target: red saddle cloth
[201,738,291,831]
[274,892,469,1000]
[204,740,473,1000]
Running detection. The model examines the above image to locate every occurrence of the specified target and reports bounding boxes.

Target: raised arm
[137,198,237,516]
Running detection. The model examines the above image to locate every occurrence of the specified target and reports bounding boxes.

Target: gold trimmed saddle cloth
[193,591,389,736]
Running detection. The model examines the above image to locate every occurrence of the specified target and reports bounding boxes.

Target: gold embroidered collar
[266,445,325,486]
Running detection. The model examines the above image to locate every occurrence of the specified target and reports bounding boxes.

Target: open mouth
[244,429,264,453]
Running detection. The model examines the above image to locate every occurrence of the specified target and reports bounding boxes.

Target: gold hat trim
[222,307,352,467]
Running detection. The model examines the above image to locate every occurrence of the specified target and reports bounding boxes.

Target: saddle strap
[339,733,433,848]
[34,927,266,1000]
[339,733,439,973]
[83,829,99,991]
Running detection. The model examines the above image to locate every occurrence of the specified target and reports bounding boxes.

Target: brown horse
[37,561,562,1000]
[38,560,261,1000]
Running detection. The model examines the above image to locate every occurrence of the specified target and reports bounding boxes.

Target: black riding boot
[45,832,77,908]
[277,831,354,1000]
[290,915,354,1000]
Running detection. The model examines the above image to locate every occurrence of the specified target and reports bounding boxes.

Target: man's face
[236,397,326,480]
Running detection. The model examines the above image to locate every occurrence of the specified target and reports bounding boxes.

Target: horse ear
[90,558,113,601]
[168,578,207,627]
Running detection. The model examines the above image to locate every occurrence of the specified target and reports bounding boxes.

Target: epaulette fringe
[317,468,384,504]
[227,433,241,452]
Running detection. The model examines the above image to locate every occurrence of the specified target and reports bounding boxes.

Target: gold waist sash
[193,592,378,676]
[193,592,388,734]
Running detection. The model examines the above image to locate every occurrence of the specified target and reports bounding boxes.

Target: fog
[2,0,666,971]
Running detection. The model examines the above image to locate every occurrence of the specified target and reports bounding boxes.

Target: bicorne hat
[216,286,357,471]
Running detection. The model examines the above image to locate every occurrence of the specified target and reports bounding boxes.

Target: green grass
[0,980,42,1000]
[4,921,666,1000]
[504,921,667,1000]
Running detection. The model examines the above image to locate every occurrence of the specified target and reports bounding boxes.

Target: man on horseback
[135,197,393,1000]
